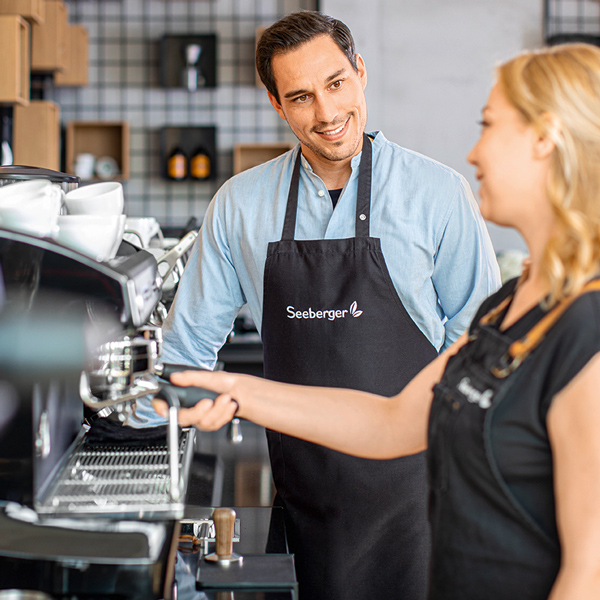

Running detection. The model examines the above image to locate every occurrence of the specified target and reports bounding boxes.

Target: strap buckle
[490,351,524,379]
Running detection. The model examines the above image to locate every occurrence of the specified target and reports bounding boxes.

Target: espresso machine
[0,168,297,600]
[0,224,195,598]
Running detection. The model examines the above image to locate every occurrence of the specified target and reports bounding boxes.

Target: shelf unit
[0,15,30,105]
[159,126,217,181]
[12,101,61,170]
[31,0,68,73]
[159,34,217,90]
[65,121,130,181]
[233,143,295,175]
[54,24,89,87]
[0,0,45,24]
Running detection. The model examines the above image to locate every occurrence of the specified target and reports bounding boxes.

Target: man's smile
[314,117,350,141]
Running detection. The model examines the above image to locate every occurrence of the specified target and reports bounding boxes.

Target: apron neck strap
[355,132,372,237]
[281,133,373,241]
[281,149,303,241]
[488,278,600,378]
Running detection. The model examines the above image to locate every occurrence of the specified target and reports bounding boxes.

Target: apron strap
[280,134,373,241]
[281,149,303,241]
[479,268,529,328]
[490,278,600,378]
[355,132,372,238]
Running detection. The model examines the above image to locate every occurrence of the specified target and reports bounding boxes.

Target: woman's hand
[153,370,241,430]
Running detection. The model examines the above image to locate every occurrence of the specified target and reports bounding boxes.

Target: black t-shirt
[470,278,600,538]
[328,188,343,207]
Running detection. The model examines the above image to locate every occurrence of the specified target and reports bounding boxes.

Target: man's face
[268,35,368,168]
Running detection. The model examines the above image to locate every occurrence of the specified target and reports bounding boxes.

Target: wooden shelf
[0,15,30,105]
[54,24,89,87]
[0,0,45,24]
[65,121,130,181]
[31,0,68,73]
[13,101,60,170]
[233,143,295,175]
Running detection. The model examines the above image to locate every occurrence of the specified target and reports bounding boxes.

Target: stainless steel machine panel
[0,229,161,328]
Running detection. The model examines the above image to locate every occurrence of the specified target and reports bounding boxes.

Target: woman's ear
[534,113,561,160]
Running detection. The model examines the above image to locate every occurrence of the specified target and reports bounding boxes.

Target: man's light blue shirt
[131,131,500,426]
[163,130,499,361]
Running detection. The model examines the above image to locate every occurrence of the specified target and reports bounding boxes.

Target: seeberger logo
[287,301,363,322]
[457,377,493,409]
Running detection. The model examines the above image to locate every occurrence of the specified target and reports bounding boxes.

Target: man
[150,11,500,600]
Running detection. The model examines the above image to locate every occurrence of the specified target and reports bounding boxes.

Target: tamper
[204,508,243,564]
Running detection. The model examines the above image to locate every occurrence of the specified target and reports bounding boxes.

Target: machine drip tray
[35,428,195,519]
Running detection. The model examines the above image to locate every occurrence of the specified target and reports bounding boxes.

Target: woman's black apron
[261,134,437,600]
[427,279,600,599]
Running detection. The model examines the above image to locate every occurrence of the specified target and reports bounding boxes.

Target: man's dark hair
[256,11,358,103]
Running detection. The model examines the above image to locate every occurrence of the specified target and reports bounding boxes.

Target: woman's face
[467,83,553,232]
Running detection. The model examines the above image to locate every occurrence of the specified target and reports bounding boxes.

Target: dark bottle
[167,146,187,181]
[190,146,211,180]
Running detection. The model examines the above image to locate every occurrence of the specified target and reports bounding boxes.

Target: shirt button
[359,214,367,221]
[318,190,325,197]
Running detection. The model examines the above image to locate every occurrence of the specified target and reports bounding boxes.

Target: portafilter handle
[155,363,222,407]
[157,380,220,407]
[205,508,242,564]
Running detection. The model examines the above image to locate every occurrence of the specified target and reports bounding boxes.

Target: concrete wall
[322,0,545,252]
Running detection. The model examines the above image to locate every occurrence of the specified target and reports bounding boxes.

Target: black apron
[261,134,437,600]
[427,279,600,599]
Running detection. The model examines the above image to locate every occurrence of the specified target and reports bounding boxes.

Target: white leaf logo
[350,301,363,317]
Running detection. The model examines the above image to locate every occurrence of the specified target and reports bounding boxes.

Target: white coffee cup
[0,178,50,197]
[65,181,124,216]
[108,214,127,258]
[56,214,123,262]
[0,179,64,238]
[73,153,96,180]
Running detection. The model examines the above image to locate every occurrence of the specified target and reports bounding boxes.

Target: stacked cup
[58,181,126,262]
[0,179,64,238]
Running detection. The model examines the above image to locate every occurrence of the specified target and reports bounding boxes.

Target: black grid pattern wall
[52,0,316,226]
[544,0,600,41]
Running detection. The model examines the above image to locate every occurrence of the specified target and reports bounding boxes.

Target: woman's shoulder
[536,280,600,410]
[551,282,600,344]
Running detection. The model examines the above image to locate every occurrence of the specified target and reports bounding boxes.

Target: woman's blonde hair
[497,43,600,305]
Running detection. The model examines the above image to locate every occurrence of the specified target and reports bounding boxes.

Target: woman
[156,44,600,599]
